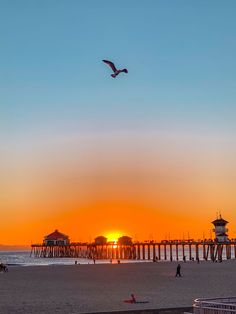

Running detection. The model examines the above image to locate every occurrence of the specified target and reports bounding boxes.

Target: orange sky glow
[1,131,236,245]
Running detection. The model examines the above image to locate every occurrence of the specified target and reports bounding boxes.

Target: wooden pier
[31,240,236,261]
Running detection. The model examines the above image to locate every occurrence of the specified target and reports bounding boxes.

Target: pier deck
[31,240,236,261]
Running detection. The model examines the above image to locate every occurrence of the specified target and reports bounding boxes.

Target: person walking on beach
[175,264,181,277]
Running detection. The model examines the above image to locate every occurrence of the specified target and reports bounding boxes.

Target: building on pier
[118,236,133,245]
[94,236,107,245]
[44,229,70,246]
[212,215,229,243]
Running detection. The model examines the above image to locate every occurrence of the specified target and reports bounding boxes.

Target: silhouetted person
[175,264,181,277]
[183,255,186,262]
[0,263,8,272]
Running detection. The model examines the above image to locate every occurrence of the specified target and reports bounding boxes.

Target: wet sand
[0,260,236,313]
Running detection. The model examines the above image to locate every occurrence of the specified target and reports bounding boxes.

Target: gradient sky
[1,1,236,245]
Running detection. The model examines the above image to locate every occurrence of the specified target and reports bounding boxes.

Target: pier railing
[193,297,236,314]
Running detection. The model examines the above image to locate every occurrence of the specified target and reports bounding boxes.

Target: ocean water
[0,246,234,266]
[0,251,152,266]
[0,251,114,266]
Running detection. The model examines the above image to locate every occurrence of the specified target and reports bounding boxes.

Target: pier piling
[31,240,236,261]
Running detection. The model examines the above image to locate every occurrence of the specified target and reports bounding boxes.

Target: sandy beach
[0,260,236,314]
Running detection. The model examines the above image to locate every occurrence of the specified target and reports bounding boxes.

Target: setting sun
[105,231,123,243]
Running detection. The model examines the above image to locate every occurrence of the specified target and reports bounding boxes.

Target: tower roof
[212,216,228,226]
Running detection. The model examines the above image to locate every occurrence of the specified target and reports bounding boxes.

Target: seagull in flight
[103,60,128,78]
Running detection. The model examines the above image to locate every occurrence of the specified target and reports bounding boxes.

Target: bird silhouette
[103,60,128,78]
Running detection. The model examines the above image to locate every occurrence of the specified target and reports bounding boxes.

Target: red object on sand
[124,294,136,303]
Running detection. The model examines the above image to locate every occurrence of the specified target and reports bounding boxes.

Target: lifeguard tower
[212,214,229,243]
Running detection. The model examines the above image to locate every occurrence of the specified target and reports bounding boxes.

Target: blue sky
[1,0,236,137]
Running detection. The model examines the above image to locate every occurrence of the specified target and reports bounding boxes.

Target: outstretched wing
[103,60,117,73]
